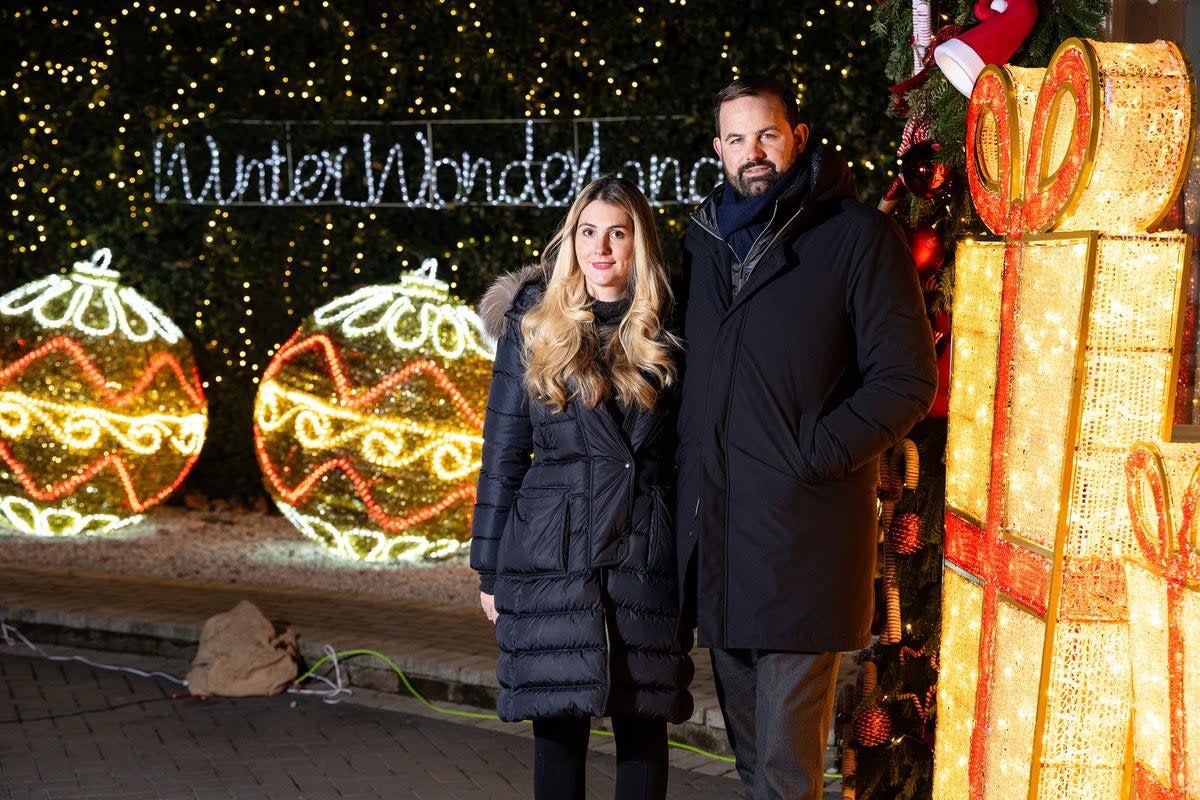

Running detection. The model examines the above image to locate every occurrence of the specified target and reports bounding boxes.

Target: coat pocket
[497,486,570,574]
[530,402,577,452]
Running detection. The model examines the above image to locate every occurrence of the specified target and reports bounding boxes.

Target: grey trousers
[710,648,841,800]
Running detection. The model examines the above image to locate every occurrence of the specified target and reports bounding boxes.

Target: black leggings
[532,715,669,800]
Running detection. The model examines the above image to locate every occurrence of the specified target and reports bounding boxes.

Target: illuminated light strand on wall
[0,392,205,455]
[3,1,888,259]
[312,259,496,359]
[0,335,205,411]
[276,502,468,562]
[262,333,483,428]
[0,437,199,513]
[153,120,723,208]
[0,249,184,343]
[8,3,887,427]
[255,382,481,478]
[0,495,143,538]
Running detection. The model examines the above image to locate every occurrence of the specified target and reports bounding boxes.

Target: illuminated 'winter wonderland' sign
[153,118,722,209]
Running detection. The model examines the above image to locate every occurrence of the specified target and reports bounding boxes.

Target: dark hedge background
[2,1,897,499]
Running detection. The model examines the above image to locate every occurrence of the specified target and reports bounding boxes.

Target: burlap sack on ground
[186,600,298,696]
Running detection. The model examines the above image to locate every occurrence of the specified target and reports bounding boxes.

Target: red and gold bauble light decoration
[254,259,495,562]
[0,248,207,536]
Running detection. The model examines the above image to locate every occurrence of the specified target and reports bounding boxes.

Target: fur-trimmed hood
[476,263,545,339]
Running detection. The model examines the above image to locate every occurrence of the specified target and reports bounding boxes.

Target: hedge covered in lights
[1,1,896,498]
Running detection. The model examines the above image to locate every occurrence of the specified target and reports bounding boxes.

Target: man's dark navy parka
[675,145,938,652]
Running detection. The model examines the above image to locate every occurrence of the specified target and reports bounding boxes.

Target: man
[675,75,937,799]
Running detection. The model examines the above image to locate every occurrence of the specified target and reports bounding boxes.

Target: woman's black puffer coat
[470,266,694,724]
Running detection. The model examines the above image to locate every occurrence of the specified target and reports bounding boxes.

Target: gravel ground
[0,504,481,608]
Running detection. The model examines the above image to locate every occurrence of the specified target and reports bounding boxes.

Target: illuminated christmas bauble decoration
[0,248,208,536]
[254,259,495,562]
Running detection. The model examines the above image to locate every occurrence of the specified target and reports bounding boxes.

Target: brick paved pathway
[0,649,741,800]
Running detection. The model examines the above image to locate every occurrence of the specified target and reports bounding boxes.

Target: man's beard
[728,159,781,198]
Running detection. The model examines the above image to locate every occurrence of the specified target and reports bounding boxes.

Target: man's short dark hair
[712,75,803,135]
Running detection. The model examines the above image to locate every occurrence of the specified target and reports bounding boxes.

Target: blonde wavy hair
[521,175,680,412]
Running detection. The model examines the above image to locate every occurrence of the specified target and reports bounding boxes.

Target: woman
[471,175,693,800]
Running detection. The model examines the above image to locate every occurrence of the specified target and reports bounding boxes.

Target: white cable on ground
[287,643,353,704]
[0,619,187,686]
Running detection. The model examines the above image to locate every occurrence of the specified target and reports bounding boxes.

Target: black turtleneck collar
[590,295,630,326]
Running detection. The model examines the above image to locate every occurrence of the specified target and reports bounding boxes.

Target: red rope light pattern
[0,335,206,410]
[264,331,482,428]
[255,332,485,534]
[0,335,206,512]
[254,436,477,534]
[0,439,199,512]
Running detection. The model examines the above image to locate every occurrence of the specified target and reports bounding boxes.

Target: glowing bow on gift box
[934,38,1194,800]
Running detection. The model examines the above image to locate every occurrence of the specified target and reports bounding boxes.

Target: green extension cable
[295,648,739,763]
[295,647,845,781]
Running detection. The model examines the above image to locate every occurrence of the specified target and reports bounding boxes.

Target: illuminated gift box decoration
[0,248,208,535]
[254,259,495,561]
[933,38,1194,799]
[1124,443,1200,799]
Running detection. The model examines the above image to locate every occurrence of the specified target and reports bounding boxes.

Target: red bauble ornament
[888,512,924,554]
[854,706,893,747]
[908,224,945,279]
[0,248,207,536]
[901,141,955,203]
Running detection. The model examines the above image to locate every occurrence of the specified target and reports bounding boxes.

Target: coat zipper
[587,407,631,714]
[692,189,805,645]
[691,199,806,290]
[614,419,638,553]
[601,598,612,713]
[561,501,570,573]
[718,315,750,644]
[596,565,613,714]
[692,209,759,645]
